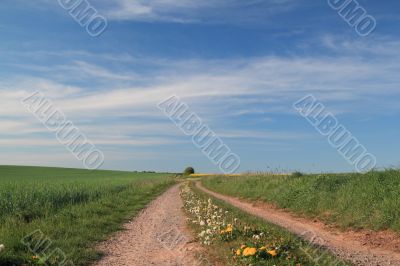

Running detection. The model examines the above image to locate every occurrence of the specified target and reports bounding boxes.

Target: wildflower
[243,247,257,257]
[236,249,241,256]
[240,244,246,249]
[259,246,267,251]
[225,224,233,233]
[0,244,4,253]
[268,249,278,257]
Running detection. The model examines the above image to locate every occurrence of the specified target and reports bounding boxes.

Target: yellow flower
[226,227,233,233]
[236,249,241,256]
[268,249,278,257]
[259,246,267,251]
[243,247,257,257]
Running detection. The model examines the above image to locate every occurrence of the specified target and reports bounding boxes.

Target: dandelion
[226,224,233,233]
[243,247,257,257]
[236,249,241,256]
[268,249,278,257]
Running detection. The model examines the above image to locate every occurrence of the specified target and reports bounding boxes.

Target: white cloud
[14,0,300,24]
[55,0,300,24]
[3,41,400,119]
[1,35,400,167]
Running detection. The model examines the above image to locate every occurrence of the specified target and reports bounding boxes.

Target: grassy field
[0,166,175,266]
[182,182,349,265]
[202,170,400,233]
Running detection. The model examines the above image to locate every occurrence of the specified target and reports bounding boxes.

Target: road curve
[196,181,400,266]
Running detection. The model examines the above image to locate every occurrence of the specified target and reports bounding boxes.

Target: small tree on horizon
[183,167,195,176]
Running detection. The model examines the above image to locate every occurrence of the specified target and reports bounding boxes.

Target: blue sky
[0,0,399,173]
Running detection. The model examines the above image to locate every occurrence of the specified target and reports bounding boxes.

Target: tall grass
[0,166,175,265]
[202,170,400,232]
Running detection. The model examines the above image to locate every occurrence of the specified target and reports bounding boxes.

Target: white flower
[200,220,205,226]
[0,244,5,253]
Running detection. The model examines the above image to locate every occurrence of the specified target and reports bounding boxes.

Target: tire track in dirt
[196,181,400,266]
[95,184,206,266]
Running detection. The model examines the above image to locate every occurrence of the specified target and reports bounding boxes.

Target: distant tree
[291,171,303,178]
[183,167,195,176]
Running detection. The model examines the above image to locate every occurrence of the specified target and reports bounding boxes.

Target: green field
[0,166,174,266]
[202,170,400,233]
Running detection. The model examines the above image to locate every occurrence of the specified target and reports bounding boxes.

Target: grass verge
[182,182,349,266]
[201,170,400,233]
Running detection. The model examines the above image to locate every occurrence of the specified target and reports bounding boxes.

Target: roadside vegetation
[0,166,174,266]
[202,170,400,233]
[181,182,348,265]
[184,166,195,176]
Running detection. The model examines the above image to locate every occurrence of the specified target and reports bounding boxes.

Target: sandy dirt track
[196,181,400,266]
[95,184,206,266]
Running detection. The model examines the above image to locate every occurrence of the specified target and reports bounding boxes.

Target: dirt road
[95,184,205,266]
[196,182,400,266]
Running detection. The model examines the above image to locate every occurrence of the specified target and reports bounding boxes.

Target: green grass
[185,183,349,266]
[202,170,400,233]
[0,166,175,265]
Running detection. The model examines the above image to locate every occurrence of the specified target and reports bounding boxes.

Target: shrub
[183,167,195,176]
[291,171,303,178]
